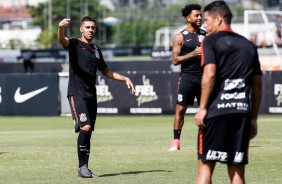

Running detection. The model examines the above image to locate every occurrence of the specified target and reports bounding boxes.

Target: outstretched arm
[58,18,70,47]
[101,68,135,95]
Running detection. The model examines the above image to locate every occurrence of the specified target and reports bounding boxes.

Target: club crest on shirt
[198,35,205,42]
[79,113,87,122]
[94,49,100,59]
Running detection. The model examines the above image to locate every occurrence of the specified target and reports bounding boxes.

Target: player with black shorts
[169,4,206,151]
[58,16,135,178]
[194,1,262,183]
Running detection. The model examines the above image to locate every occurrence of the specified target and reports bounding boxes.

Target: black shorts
[68,95,97,133]
[198,114,251,165]
[176,75,201,106]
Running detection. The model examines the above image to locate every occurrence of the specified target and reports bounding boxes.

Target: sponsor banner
[0,73,58,115]
[94,71,282,115]
[59,72,199,115]
[59,73,71,115]
[96,71,179,114]
[260,71,282,114]
[59,71,282,115]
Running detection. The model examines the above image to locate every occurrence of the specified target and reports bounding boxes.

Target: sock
[85,134,91,167]
[173,129,182,139]
[77,130,91,168]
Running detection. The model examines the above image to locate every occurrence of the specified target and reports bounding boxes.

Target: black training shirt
[180,28,206,77]
[65,38,107,99]
[202,30,262,119]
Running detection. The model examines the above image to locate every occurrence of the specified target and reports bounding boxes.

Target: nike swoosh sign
[14,86,48,103]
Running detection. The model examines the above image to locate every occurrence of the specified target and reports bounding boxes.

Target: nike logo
[187,39,192,42]
[14,86,48,103]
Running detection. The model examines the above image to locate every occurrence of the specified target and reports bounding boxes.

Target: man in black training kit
[194,1,262,184]
[169,4,206,151]
[58,16,135,178]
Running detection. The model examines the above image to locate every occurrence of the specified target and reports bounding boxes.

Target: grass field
[0,115,282,184]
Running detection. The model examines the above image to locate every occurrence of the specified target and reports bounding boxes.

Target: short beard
[190,21,201,28]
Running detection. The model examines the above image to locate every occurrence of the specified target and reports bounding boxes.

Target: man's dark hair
[204,1,233,25]
[181,4,201,18]
[81,16,96,25]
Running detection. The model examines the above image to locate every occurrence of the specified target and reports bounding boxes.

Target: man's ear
[80,26,83,33]
[215,15,223,26]
[186,15,190,23]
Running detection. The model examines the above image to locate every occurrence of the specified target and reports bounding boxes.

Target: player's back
[202,30,262,119]
[207,30,259,80]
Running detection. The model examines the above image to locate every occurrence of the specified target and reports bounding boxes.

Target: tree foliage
[29,0,106,48]
[112,21,170,46]
[29,0,198,48]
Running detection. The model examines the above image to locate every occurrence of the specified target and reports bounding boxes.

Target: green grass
[111,55,151,61]
[0,115,282,184]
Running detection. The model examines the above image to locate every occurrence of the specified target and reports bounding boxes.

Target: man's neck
[186,25,199,33]
[218,25,231,32]
[80,37,92,44]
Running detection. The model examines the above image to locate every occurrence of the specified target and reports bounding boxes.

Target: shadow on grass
[0,152,9,155]
[249,145,261,148]
[99,170,172,177]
